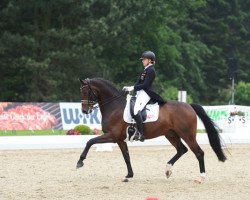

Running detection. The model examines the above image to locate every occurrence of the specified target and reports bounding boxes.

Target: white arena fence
[0,133,250,150]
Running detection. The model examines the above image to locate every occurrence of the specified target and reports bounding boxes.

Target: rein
[97,93,123,108]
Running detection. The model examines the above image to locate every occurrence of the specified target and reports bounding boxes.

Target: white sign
[198,105,250,134]
[59,103,102,130]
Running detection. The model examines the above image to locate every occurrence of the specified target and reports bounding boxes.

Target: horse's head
[79,77,125,114]
[79,78,99,114]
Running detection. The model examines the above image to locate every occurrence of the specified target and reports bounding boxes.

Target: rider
[123,51,165,141]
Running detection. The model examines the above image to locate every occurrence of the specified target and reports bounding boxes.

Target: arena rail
[0,132,250,150]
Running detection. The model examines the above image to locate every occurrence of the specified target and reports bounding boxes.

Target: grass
[0,130,67,136]
[0,129,207,136]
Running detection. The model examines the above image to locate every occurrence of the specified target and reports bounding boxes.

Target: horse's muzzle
[82,110,88,114]
[82,108,93,114]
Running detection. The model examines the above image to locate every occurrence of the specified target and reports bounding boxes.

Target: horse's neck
[95,83,117,100]
[99,89,117,102]
[93,80,125,115]
[98,90,125,113]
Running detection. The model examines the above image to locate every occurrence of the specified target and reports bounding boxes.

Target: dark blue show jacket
[134,65,166,105]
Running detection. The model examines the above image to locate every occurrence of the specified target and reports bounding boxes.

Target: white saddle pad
[123,95,159,123]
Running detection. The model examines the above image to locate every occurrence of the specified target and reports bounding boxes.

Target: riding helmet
[140,51,155,61]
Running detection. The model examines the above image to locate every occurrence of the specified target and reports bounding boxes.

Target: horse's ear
[79,78,85,84]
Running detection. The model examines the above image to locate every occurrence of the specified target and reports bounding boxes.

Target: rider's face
[142,58,151,67]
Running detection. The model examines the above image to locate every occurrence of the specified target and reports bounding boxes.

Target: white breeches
[134,90,151,115]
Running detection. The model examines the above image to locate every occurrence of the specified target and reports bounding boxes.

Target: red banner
[0,102,61,130]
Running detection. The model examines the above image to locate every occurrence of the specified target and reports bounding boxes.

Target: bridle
[80,78,99,113]
[80,78,123,113]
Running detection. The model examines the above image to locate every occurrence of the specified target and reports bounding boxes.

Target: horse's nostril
[82,110,88,114]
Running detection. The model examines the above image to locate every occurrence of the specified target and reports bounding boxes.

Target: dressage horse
[76,78,226,182]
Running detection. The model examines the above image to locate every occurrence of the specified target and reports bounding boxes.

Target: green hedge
[73,125,92,135]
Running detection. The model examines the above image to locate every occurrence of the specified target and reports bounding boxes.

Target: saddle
[123,94,160,124]
[123,94,160,142]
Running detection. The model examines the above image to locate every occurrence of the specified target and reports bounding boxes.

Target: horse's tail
[190,103,226,162]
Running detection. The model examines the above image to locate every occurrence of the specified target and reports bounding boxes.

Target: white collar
[144,64,153,70]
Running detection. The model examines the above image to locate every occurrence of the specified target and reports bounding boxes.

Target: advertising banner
[59,103,102,130]
[0,102,61,130]
[198,105,250,134]
[1,102,249,133]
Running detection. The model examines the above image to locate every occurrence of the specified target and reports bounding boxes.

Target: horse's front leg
[117,141,134,180]
[76,133,114,168]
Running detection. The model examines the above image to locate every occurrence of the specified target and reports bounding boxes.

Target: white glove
[122,86,134,92]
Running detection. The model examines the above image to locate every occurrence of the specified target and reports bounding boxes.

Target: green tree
[187,0,250,104]
[235,81,250,105]
[0,0,249,104]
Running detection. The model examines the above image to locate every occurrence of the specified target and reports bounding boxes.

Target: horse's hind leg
[117,141,134,180]
[165,131,188,178]
[185,139,205,183]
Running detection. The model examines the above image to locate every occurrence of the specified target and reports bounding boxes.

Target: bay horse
[77,77,226,182]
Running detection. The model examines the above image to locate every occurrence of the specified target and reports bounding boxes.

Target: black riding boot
[134,111,145,142]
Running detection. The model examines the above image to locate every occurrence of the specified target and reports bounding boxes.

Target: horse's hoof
[165,170,172,178]
[194,178,203,184]
[76,160,84,169]
[125,173,134,178]
[122,178,129,182]
[165,163,173,178]
[194,175,206,184]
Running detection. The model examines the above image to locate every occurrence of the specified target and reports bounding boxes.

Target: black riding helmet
[139,51,155,61]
